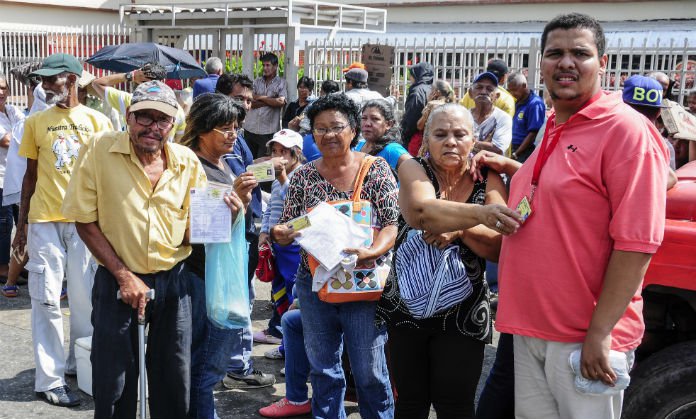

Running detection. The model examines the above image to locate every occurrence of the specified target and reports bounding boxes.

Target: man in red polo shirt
[495,13,669,419]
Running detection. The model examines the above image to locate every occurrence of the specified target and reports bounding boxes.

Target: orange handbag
[307,156,393,303]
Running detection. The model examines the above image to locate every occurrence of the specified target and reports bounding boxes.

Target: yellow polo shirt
[19,105,113,223]
[460,86,516,117]
[62,131,207,274]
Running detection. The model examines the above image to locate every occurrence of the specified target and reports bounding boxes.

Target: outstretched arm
[399,158,521,235]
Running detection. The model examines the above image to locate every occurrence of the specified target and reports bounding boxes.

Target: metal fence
[0,24,132,108]
[2,24,694,110]
[305,36,696,110]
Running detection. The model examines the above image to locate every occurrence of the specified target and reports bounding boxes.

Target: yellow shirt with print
[460,86,516,117]
[104,86,186,142]
[19,105,113,223]
[61,131,207,274]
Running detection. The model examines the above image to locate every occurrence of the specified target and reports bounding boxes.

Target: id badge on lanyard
[515,91,603,223]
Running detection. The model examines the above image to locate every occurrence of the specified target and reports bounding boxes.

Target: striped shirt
[260,167,297,234]
[244,75,287,135]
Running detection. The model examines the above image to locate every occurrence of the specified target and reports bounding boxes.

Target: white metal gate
[305,36,696,109]
[0,24,131,108]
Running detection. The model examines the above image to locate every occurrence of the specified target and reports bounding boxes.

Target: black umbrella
[86,42,206,79]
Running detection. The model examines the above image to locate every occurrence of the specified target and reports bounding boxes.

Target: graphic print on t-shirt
[51,132,81,173]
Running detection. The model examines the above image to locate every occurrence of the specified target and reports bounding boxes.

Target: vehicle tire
[622,340,696,419]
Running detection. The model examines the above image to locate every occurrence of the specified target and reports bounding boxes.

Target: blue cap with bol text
[622,75,669,108]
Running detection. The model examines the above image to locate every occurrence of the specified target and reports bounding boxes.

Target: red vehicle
[623,161,696,419]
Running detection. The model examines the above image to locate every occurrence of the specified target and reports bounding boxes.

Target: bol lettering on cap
[622,75,669,108]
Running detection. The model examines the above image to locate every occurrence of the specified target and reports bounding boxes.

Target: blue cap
[473,71,499,86]
[622,75,668,108]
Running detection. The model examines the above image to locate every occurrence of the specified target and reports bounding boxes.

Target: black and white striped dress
[375,158,492,344]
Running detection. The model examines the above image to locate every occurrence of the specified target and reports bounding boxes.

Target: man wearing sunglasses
[14,53,113,407]
[63,81,207,417]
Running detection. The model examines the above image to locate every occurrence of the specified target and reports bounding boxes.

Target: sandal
[2,285,18,298]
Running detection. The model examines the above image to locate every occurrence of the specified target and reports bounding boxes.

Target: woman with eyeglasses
[270,93,398,418]
[179,93,259,419]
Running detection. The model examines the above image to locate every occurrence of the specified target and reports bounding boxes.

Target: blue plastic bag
[205,212,250,329]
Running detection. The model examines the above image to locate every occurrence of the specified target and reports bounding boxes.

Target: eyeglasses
[312,125,349,136]
[132,113,174,130]
[213,128,237,138]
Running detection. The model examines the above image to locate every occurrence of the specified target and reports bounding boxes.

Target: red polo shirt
[496,91,669,351]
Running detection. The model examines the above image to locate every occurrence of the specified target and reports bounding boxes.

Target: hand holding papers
[190,181,237,243]
[293,202,371,271]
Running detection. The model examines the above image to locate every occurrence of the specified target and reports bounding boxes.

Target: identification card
[247,161,275,182]
[287,215,311,231]
[516,196,532,222]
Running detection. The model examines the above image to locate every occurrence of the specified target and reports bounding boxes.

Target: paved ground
[0,279,498,419]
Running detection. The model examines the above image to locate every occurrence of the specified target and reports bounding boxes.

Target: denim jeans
[226,262,255,376]
[189,273,239,419]
[281,309,310,403]
[0,188,13,265]
[476,332,515,419]
[91,263,192,419]
[485,261,499,293]
[295,267,393,419]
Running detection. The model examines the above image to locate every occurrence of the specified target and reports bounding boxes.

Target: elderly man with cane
[62,81,207,418]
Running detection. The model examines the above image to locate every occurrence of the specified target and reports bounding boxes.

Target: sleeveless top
[375,157,492,343]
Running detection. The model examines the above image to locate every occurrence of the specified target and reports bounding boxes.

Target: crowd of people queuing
[0,11,693,419]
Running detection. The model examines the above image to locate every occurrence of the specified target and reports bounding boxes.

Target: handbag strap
[351,155,378,203]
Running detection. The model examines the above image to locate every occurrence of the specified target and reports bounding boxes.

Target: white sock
[287,399,309,405]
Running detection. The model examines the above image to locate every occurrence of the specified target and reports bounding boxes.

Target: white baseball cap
[267,129,304,150]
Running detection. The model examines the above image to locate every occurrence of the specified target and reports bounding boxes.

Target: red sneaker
[258,398,311,418]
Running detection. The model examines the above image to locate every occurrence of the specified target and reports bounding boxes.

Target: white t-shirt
[3,85,46,204]
[0,103,26,189]
[473,107,512,154]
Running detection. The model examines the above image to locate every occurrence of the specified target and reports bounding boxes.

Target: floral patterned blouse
[278,155,399,271]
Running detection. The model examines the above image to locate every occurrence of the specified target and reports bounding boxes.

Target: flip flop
[2,285,18,298]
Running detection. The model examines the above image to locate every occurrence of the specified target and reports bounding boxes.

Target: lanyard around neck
[531,91,603,191]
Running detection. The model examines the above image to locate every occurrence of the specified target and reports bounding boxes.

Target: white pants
[27,222,96,392]
[514,335,634,419]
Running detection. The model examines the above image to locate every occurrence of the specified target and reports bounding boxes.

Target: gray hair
[205,57,223,74]
[507,72,527,86]
[431,80,455,103]
[647,71,670,86]
[420,103,474,157]
[0,72,7,84]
